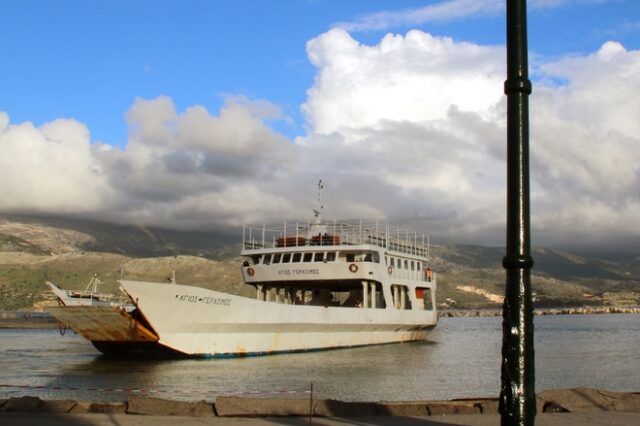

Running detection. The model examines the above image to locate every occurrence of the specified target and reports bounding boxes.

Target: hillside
[0,214,638,311]
[430,244,640,309]
[0,214,238,258]
[0,251,251,311]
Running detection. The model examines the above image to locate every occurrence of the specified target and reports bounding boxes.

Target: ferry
[47,185,437,357]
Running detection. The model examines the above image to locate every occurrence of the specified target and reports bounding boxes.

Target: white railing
[242,220,430,259]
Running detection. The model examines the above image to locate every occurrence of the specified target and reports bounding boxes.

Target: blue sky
[2,0,638,146]
[1,0,639,251]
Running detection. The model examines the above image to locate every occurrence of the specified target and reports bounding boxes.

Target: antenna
[313,179,324,223]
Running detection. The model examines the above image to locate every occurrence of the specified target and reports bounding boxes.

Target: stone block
[538,388,640,413]
[427,401,481,415]
[375,401,430,416]
[475,399,500,414]
[40,399,77,413]
[71,401,127,414]
[314,400,379,417]
[126,396,214,416]
[215,397,487,417]
[215,396,384,417]
[592,390,640,412]
[91,401,128,414]
[543,401,570,413]
[215,396,311,416]
[69,401,91,413]
[1,396,43,412]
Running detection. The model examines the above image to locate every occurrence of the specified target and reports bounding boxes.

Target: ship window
[404,259,409,269]
[292,253,302,262]
[303,252,313,262]
[314,252,324,262]
[282,253,291,263]
[364,253,372,262]
[390,258,395,267]
[346,253,355,262]
[326,252,336,262]
[371,252,380,263]
[262,255,271,265]
[385,256,388,265]
[273,254,281,264]
[251,255,261,265]
[411,261,415,271]
[417,262,421,271]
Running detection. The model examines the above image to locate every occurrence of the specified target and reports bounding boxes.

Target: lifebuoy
[247,267,255,277]
[387,265,393,275]
[349,263,358,273]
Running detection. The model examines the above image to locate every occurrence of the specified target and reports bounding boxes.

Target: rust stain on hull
[47,306,158,343]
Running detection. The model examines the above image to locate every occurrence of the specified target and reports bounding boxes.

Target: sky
[1,0,639,253]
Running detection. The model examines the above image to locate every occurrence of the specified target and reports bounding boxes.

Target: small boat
[47,182,438,357]
[46,274,131,310]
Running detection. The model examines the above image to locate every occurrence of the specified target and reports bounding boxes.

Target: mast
[313,179,324,224]
[308,180,328,239]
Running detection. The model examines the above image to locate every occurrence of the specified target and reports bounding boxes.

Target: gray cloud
[0,31,638,252]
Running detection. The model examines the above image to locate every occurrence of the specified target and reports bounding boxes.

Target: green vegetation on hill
[0,234,49,256]
[0,252,251,311]
[430,244,640,309]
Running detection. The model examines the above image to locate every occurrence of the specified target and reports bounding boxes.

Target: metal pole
[500,1,536,425]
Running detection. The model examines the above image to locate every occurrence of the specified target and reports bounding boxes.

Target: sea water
[0,314,638,402]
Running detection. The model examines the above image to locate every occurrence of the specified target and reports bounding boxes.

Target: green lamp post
[500,0,536,425]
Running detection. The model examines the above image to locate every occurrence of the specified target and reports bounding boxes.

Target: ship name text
[176,294,231,306]
[278,268,320,276]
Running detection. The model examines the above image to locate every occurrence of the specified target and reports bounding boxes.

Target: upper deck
[242,220,430,260]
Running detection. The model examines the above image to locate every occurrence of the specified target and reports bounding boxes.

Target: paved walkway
[2,412,640,426]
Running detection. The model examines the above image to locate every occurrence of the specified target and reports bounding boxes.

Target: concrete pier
[1,388,639,425]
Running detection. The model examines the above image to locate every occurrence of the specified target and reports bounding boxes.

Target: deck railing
[242,220,430,259]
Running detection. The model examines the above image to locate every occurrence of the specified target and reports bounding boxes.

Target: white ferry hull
[120,280,437,357]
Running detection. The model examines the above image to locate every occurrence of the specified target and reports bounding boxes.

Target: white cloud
[303,29,504,141]
[335,0,594,32]
[0,30,638,251]
[300,30,640,248]
[529,41,640,246]
[0,114,113,213]
[335,0,503,32]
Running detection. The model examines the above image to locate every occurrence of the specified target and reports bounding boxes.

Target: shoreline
[440,306,640,317]
[0,312,58,329]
